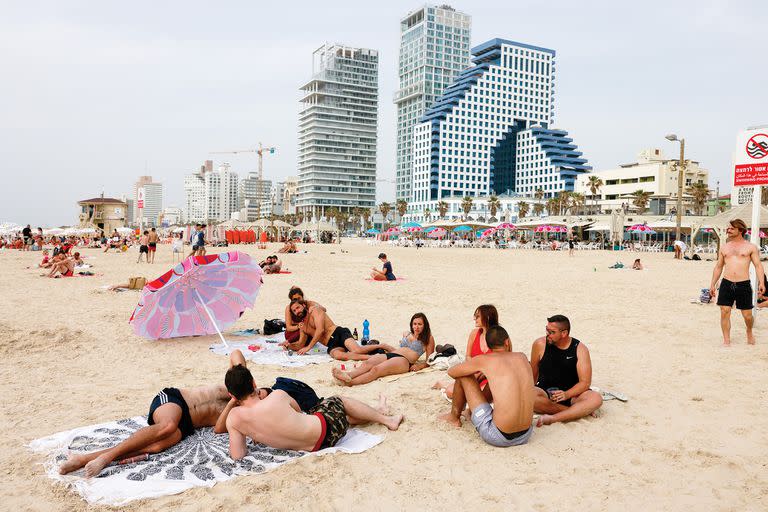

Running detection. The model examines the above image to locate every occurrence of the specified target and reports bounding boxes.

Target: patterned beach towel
[30,416,382,506]
[210,333,332,367]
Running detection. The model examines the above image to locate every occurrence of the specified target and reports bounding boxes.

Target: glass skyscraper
[297,43,379,216]
[394,5,471,202]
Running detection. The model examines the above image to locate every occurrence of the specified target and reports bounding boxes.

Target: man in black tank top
[530,315,602,427]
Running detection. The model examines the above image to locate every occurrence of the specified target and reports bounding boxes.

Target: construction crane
[210,142,277,180]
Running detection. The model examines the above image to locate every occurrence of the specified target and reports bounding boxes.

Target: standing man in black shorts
[530,315,602,426]
[710,219,766,346]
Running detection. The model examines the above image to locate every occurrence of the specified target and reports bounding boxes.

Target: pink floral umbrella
[481,228,496,238]
[534,225,555,233]
[746,229,767,238]
[129,251,263,342]
[496,223,517,230]
[628,224,655,233]
[404,226,422,233]
[427,228,447,238]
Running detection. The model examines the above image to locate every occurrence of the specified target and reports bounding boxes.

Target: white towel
[29,416,382,506]
[210,333,332,367]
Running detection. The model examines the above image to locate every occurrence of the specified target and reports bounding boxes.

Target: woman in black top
[370,253,396,281]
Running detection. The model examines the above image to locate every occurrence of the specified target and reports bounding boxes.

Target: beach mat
[30,417,382,506]
[210,333,332,367]
[364,277,406,282]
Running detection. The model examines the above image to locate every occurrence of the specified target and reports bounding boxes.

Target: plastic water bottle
[362,319,370,344]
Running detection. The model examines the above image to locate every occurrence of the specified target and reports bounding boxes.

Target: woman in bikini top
[331,313,435,387]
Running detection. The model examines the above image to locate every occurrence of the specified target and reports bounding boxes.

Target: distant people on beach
[371,253,396,281]
[148,228,159,263]
[673,239,687,260]
[632,258,643,270]
[259,255,282,274]
[530,315,603,426]
[332,312,435,386]
[137,230,149,263]
[108,276,147,291]
[433,304,499,399]
[22,224,32,251]
[758,274,768,309]
[189,224,206,258]
[710,218,765,346]
[222,353,402,457]
[278,240,298,253]
[438,325,535,447]
[285,300,383,361]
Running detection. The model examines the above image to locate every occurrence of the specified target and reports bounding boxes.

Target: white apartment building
[204,163,239,222]
[161,206,182,226]
[132,176,163,227]
[408,38,590,218]
[574,148,709,214]
[239,172,271,221]
[394,5,471,201]
[297,43,378,215]
[184,172,206,224]
[282,176,298,215]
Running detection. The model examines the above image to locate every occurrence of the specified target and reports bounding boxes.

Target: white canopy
[293,220,338,232]
[585,224,611,231]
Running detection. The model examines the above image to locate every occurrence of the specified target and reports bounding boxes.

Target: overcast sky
[1,0,765,226]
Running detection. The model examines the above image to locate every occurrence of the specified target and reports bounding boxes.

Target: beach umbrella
[534,225,555,233]
[44,228,64,235]
[365,228,380,234]
[402,222,422,228]
[481,228,496,238]
[386,226,401,233]
[428,228,447,238]
[453,225,472,232]
[746,229,767,238]
[627,226,656,234]
[129,251,263,343]
[404,226,422,233]
[496,222,516,230]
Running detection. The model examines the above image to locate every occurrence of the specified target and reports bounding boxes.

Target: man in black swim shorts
[59,382,230,478]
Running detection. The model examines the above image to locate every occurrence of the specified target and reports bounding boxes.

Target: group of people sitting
[58,350,403,478]
[259,255,283,274]
[277,240,298,254]
[39,249,86,278]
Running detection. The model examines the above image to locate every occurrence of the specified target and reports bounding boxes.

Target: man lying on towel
[58,383,231,478]
[221,356,403,458]
[438,325,535,447]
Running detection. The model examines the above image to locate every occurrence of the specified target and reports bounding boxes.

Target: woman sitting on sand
[370,253,396,281]
[333,312,435,386]
[632,258,643,270]
[278,240,298,254]
[432,304,499,398]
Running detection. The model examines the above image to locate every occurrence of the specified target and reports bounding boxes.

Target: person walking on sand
[147,227,159,263]
[137,230,149,263]
[530,315,603,427]
[710,218,766,346]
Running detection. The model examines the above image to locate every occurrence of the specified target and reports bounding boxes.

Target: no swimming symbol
[746,133,768,159]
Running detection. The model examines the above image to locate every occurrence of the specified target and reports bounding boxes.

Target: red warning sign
[734,129,768,186]
[746,133,768,160]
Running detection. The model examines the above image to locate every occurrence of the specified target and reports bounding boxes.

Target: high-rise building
[395,5,471,202]
[281,176,298,215]
[204,163,239,222]
[132,176,163,227]
[297,43,379,215]
[408,38,591,218]
[184,168,207,224]
[239,172,272,220]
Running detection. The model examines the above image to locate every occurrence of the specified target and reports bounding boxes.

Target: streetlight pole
[665,134,686,242]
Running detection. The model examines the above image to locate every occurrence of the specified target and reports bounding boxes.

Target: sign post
[733,127,768,309]
[137,187,145,233]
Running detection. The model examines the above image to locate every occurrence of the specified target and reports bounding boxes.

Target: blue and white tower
[409,38,590,215]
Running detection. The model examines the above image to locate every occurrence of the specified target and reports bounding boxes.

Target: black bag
[263,318,286,335]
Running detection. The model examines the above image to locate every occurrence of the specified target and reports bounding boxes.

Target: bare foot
[536,415,554,427]
[722,340,731,347]
[437,412,461,428]
[332,367,352,386]
[377,394,391,415]
[432,380,448,390]
[59,453,89,475]
[747,333,755,345]
[384,414,404,431]
[84,453,112,478]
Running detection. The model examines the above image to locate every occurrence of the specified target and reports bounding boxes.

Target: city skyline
[2,1,766,226]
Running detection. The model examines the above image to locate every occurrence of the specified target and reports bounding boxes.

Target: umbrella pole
[194,288,229,348]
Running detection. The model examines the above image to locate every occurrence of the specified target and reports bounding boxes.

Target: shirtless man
[710,218,766,346]
[46,254,75,278]
[530,315,602,427]
[437,325,535,447]
[223,361,403,458]
[147,227,159,263]
[283,286,324,344]
[286,299,384,361]
[59,383,230,478]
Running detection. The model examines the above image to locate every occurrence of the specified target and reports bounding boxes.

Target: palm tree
[461,196,474,220]
[518,201,529,219]
[687,182,710,215]
[438,201,449,219]
[379,202,391,228]
[424,208,432,222]
[534,189,545,201]
[717,201,728,213]
[587,176,603,213]
[296,211,305,224]
[631,190,652,213]
[570,192,585,216]
[546,197,558,216]
[532,203,544,217]
[325,207,339,225]
[396,199,408,223]
[557,191,572,215]
[487,195,500,221]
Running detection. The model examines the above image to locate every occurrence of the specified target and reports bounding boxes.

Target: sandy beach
[1,239,767,511]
